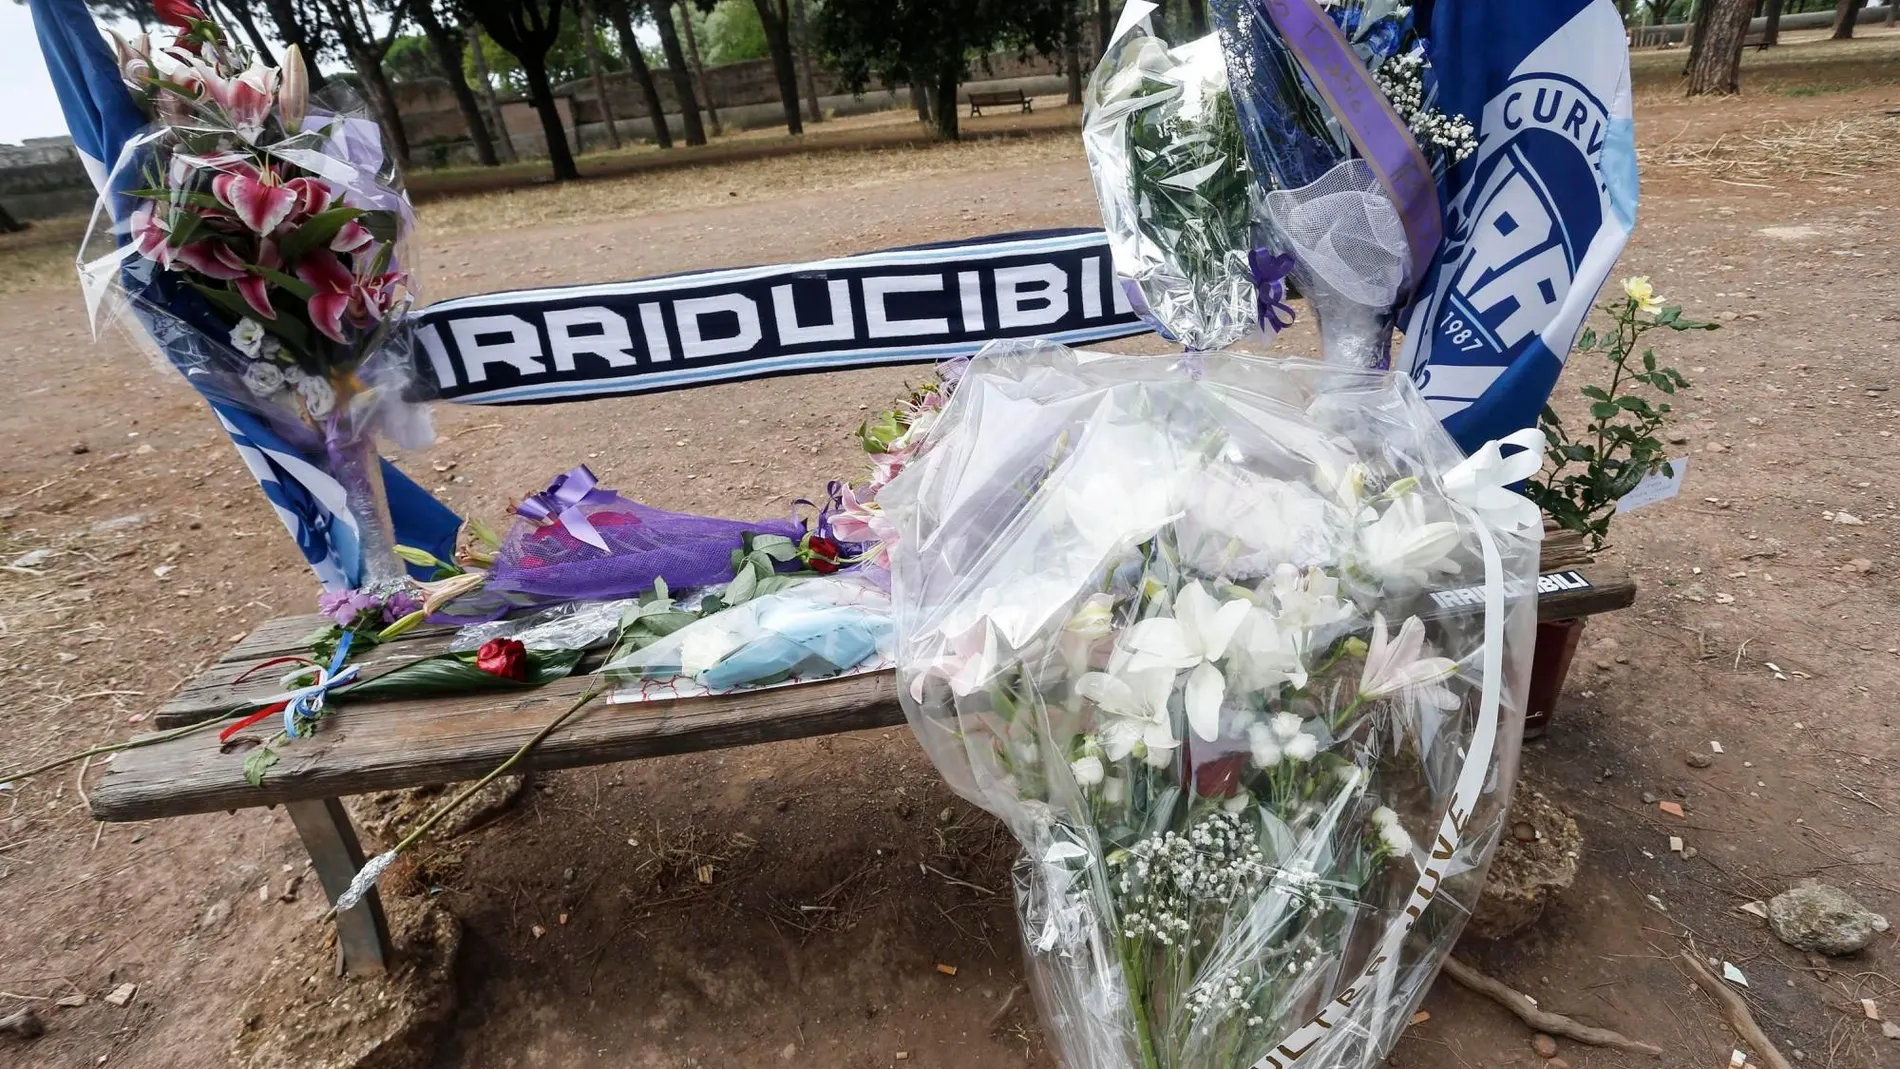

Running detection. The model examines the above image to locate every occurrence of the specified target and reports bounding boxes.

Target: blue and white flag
[1399,0,1639,453]
[28,0,460,590]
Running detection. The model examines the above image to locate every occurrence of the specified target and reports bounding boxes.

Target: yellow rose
[1621,276,1665,315]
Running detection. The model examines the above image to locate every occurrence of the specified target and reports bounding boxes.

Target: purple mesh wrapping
[432,495,804,625]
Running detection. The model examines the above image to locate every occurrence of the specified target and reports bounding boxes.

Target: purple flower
[381,590,422,623]
[317,589,380,627]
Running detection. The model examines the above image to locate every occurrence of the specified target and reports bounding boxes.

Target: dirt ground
[3,29,1899,1069]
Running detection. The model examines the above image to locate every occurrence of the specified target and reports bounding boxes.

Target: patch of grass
[1639,111,1900,181]
[1781,84,1853,96]
[0,214,91,296]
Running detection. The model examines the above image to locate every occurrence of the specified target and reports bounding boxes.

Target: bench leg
[287,797,392,976]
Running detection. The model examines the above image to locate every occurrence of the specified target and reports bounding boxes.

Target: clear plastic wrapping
[883,340,1538,1069]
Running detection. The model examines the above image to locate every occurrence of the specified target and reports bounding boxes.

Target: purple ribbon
[1259,0,1444,298]
[1249,249,1297,332]
[517,465,618,551]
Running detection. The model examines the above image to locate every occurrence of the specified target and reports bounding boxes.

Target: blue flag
[1398,0,1639,453]
[27,0,460,589]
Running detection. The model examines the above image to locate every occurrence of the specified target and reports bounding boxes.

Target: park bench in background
[967,88,1033,117]
[89,528,1633,977]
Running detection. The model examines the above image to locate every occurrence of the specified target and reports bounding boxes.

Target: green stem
[321,678,609,920]
[0,716,228,788]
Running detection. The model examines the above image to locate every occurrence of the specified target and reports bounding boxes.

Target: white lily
[1267,564,1355,635]
[1115,581,1249,741]
[1358,612,1459,708]
[1228,607,1308,693]
[1358,495,1461,586]
[1175,469,1340,574]
[1442,428,1547,536]
[1075,666,1179,767]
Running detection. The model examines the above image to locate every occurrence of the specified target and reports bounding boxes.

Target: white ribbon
[1442,428,1547,537]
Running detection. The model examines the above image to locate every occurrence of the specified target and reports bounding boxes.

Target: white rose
[230,318,265,358]
[281,364,307,385]
[241,360,284,398]
[1102,774,1127,804]
[1070,755,1105,788]
[297,375,336,419]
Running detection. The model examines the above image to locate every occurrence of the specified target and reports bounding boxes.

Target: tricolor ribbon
[220,630,362,743]
[517,465,618,552]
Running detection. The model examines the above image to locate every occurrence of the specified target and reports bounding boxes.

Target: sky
[2,4,75,146]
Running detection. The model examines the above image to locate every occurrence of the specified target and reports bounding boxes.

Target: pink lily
[212,55,277,140]
[286,176,333,218]
[829,484,897,568]
[172,239,248,281]
[350,271,406,325]
[329,219,374,255]
[235,240,282,321]
[297,249,356,342]
[129,203,177,268]
[212,161,297,235]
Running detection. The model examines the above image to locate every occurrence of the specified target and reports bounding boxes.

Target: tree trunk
[679,2,724,136]
[413,2,499,166]
[580,1,622,149]
[469,34,519,162]
[610,4,672,147]
[793,0,823,123]
[1095,0,1113,60]
[1064,1,1084,106]
[520,57,580,180]
[353,49,414,170]
[1683,0,1714,75]
[1187,0,1207,35]
[653,2,707,145]
[0,201,26,234]
[934,63,959,141]
[1832,0,1865,38]
[910,78,931,124]
[217,0,278,64]
[263,0,328,88]
[1685,0,1754,95]
[1888,0,1896,27]
[751,0,804,135]
[1762,0,1784,45]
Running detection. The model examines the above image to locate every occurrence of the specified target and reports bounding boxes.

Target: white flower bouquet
[883,339,1540,1069]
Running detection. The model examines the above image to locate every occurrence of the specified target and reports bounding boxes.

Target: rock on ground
[1768,883,1890,957]
[1465,780,1583,941]
[231,897,461,1069]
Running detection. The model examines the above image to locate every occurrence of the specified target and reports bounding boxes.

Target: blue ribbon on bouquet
[516,465,618,551]
[1249,250,1298,333]
[284,631,361,739]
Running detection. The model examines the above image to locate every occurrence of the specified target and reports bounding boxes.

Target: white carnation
[241,360,284,398]
[297,375,335,419]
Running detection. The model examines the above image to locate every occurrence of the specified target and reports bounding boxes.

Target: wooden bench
[90,528,1631,976]
[967,89,1033,117]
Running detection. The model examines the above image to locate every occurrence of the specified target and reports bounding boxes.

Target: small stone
[1659,801,1685,818]
[1641,791,1659,805]
[1531,1033,1558,1058]
[1882,1020,1900,1040]
[1769,884,1888,956]
[1548,1060,1569,1069]
[1512,822,1537,843]
[200,900,231,929]
[1683,846,1699,860]
[71,442,89,455]
[1687,753,1713,768]
[1672,785,1689,798]
[55,995,86,1009]
[104,982,137,1007]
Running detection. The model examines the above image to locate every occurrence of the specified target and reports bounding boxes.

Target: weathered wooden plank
[94,671,904,822]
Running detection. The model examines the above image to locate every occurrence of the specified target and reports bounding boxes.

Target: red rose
[474,638,528,681]
[154,0,210,28]
[806,535,843,574]
[1193,753,1248,799]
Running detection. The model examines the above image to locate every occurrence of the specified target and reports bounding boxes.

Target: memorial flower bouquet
[884,342,1542,1069]
[81,0,429,591]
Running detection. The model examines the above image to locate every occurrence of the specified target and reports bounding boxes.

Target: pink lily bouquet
[81,0,428,589]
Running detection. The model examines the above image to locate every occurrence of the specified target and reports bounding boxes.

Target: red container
[1524,618,1586,740]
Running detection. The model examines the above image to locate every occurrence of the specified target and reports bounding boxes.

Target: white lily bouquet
[882,340,1542,1069]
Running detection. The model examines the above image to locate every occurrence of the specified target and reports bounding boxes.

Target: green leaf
[244,745,280,787]
[750,534,798,562]
[1642,349,1656,372]
[332,647,585,704]
[124,187,225,211]
[248,265,317,300]
[1580,385,1611,402]
[726,565,759,605]
[358,209,401,245]
[185,282,309,352]
[1656,307,1681,326]
[1590,401,1620,421]
[277,206,365,263]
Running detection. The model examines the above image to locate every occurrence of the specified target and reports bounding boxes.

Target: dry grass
[0,215,92,297]
[1639,111,1900,182]
[418,130,1085,236]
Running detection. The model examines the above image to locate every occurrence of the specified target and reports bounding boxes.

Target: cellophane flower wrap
[883,340,1537,1069]
[78,12,428,589]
